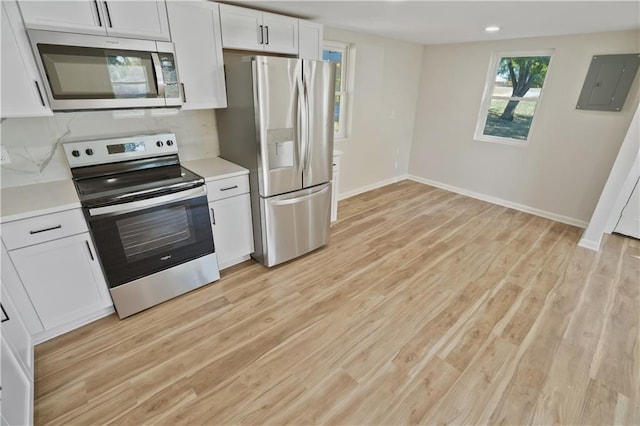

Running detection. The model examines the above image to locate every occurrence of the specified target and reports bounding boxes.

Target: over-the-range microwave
[28,29,182,111]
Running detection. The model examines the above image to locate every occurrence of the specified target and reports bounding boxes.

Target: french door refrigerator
[217,54,336,267]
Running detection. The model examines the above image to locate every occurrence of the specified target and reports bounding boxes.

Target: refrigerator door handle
[303,77,312,172]
[297,72,307,172]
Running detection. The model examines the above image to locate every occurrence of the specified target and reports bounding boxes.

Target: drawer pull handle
[29,225,62,235]
[210,208,216,225]
[220,185,238,191]
[1,304,9,323]
[85,240,95,261]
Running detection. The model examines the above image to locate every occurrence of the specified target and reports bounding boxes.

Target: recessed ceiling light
[485,26,501,32]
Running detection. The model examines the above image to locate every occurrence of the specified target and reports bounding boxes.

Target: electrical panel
[576,53,640,112]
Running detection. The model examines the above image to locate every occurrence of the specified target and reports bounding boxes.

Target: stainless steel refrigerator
[217,54,336,267]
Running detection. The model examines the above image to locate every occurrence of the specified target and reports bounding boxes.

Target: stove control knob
[156,140,164,147]
[166,140,174,146]
[72,150,80,157]
[85,148,94,156]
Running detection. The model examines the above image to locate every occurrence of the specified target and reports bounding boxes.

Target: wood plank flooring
[34,180,640,425]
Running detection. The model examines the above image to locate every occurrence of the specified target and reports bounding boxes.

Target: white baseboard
[338,175,408,201]
[219,254,251,270]
[406,175,588,229]
[577,237,602,251]
[33,306,115,345]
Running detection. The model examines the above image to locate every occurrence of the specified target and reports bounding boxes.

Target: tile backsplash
[0,108,220,188]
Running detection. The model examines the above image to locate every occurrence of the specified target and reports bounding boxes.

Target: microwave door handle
[151,52,165,98]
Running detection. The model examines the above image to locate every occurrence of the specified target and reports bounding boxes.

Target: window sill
[473,135,529,147]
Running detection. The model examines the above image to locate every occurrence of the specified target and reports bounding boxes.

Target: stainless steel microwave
[28,30,182,111]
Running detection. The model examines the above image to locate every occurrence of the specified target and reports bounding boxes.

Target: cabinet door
[219,3,263,51]
[1,339,33,426]
[167,1,227,110]
[262,12,298,54]
[18,0,105,35]
[10,234,111,330]
[1,243,43,335]
[298,20,323,60]
[210,194,254,269]
[101,1,170,41]
[331,155,341,223]
[1,1,52,118]
[0,291,33,374]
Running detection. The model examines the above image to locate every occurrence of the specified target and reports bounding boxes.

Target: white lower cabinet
[2,208,113,344]
[1,339,32,426]
[209,194,254,269]
[206,175,254,269]
[331,152,342,223]
[1,288,34,426]
[10,233,111,331]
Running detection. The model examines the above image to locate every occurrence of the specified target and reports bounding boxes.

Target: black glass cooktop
[75,164,204,208]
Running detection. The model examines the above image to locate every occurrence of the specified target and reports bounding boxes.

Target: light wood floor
[34,180,639,425]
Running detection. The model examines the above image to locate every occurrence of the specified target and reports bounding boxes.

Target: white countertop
[182,157,248,181]
[1,180,81,223]
[0,158,248,223]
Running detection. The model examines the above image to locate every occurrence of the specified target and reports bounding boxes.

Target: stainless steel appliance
[65,133,219,318]
[217,54,336,267]
[28,30,181,111]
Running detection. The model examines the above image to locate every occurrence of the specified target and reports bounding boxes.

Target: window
[475,50,553,144]
[323,41,350,139]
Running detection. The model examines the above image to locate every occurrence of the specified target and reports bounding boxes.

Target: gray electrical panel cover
[576,54,640,111]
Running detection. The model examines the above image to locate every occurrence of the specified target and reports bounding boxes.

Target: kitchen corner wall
[324,27,423,198]
[0,109,220,188]
[408,30,640,225]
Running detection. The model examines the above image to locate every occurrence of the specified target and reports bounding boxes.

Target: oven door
[87,187,214,288]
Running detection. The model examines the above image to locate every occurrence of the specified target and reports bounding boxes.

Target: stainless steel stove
[65,133,219,319]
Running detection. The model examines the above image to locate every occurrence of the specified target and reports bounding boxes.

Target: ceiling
[228,1,640,45]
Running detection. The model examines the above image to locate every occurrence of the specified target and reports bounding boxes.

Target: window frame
[474,49,554,146]
[323,40,350,140]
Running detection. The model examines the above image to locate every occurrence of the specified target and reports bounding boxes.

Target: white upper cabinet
[167,1,227,109]
[18,0,104,35]
[1,1,52,118]
[219,4,262,51]
[261,11,298,54]
[219,3,298,55]
[97,1,170,41]
[298,20,323,60]
[18,0,171,41]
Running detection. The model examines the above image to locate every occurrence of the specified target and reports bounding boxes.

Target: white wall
[0,109,220,188]
[324,27,423,198]
[408,30,640,226]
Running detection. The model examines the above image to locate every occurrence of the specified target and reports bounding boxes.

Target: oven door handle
[88,186,206,217]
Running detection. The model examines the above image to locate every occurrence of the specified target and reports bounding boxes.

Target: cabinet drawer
[206,175,250,201]
[2,209,88,250]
